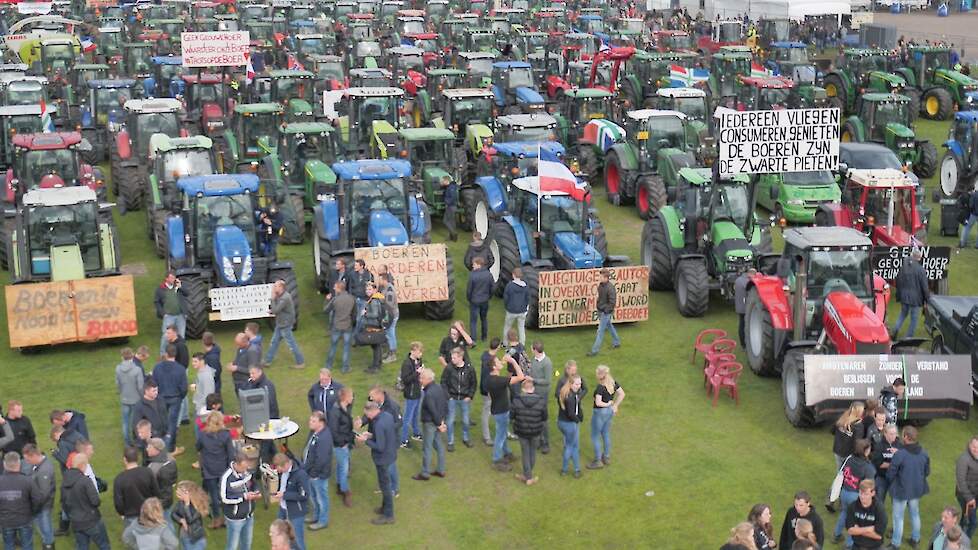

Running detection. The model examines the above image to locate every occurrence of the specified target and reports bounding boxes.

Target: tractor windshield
[358,97,397,126]
[244,112,280,150]
[874,101,910,127]
[855,55,888,78]
[95,87,132,112]
[356,42,382,58]
[415,39,439,53]
[672,96,706,120]
[466,58,493,79]
[471,34,496,52]
[864,187,915,232]
[195,194,256,259]
[574,98,609,123]
[396,54,424,71]
[450,97,493,127]
[5,83,43,106]
[428,3,447,17]
[42,44,75,70]
[846,148,902,170]
[807,248,872,299]
[758,88,789,110]
[782,170,835,186]
[162,149,213,183]
[920,50,951,72]
[274,78,314,102]
[297,37,328,55]
[409,138,452,163]
[193,83,225,105]
[508,125,555,142]
[776,47,808,64]
[317,61,345,80]
[7,114,42,135]
[136,112,180,143]
[665,34,693,50]
[158,63,183,81]
[22,149,78,187]
[645,116,685,151]
[27,202,100,271]
[349,178,408,239]
[540,195,584,234]
[713,185,750,228]
[506,67,535,89]
[718,22,741,42]
[402,20,426,34]
[290,132,341,164]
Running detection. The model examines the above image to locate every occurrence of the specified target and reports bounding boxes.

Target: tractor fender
[657,206,685,249]
[581,119,625,153]
[944,138,963,159]
[166,215,186,261]
[608,143,638,171]
[844,115,866,141]
[491,84,505,107]
[545,76,570,99]
[816,202,852,227]
[500,214,534,264]
[677,252,705,261]
[222,129,239,162]
[466,123,493,156]
[748,274,793,331]
[473,176,508,214]
[115,130,131,160]
[314,198,341,241]
[305,159,336,187]
[514,86,544,106]
[408,195,431,240]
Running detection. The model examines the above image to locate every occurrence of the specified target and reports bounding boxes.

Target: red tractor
[743,226,922,427]
[815,168,927,246]
[2,132,104,206]
[653,30,695,53]
[180,73,231,137]
[587,46,634,94]
[729,75,794,111]
[696,20,745,55]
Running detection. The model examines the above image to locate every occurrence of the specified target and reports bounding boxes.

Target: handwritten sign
[716,107,840,175]
[537,266,649,328]
[5,275,138,348]
[355,244,449,303]
[181,31,250,68]
[209,284,273,321]
[86,0,118,6]
[872,245,951,281]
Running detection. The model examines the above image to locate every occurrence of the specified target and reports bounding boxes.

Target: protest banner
[355,244,449,303]
[209,284,274,321]
[872,245,951,281]
[537,266,649,328]
[181,31,249,68]
[715,107,840,175]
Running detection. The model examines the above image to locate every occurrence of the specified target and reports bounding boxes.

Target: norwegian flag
[244,52,255,85]
[669,64,709,88]
[750,62,773,79]
[287,53,305,71]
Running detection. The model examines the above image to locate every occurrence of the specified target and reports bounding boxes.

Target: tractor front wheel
[782,348,817,428]
[116,165,145,212]
[280,194,306,245]
[312,230,335,292]
[152,210,168,259]
[922,88,953,120]
[745,288,778,376]
[579,146,599,186]
[181,275,210,339]
[675,258,709,318]
[641,216,673,290]
[636,175,666,220]
[823,74,847,112]
[491,220,521,295]
[904,88,921,122]
[522,265,541,329]
[423,255,456,320]
[914,141,938,179]
[841,120,860,143]
[458,187,476,232]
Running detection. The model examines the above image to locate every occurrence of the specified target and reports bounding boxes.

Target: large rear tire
[579,145,599,185]
[603,152,623,206]
[491,220,521,295]
[151,210,167,259]
[463,187,492,239]
[675,258,709,317]
[922,87,953,120]
[269,267,300,329]
[80,129,101,165]
[914,141,938,179]
[458,187,476,232]
[636,175,666,220]
[745,288,778,376]
[181,275,210,339]
[280,194,306,245]
[116,165,145,212]
[423,255,455,320]
[641,216,674,290]
[823,74,847,113]
[312,230,334,292]
[841,120,860,142]
[522,264,540,329]
[782,348,816,428]
[0,218,12,270]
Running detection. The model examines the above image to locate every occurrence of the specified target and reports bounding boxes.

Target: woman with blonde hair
[171,481,209,550]
[721,522,759,550]
[122,497,178,550]
[587,365,625,470]
[794,518,818,546]
[195,410,235,528]
[556,375,585,478]
[270,518,300,550]
[832,401,865,469]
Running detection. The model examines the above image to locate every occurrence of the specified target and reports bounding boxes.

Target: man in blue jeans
[324,281,356,373]
[327,388,355,507]
[466,257,494,342]
[24,445,55,550]
[959,189,978,248]
[441,347,476,451]
[302,412,332,531]
[483,354,526,471]
[379,273,400,364]
[588,269,620,356]
[221,453,261,550]
[414,368,448,480]
[152,344,188,454]
[891,248,930,339]
[887,426,930,549]
[264,279,305,369]
[271,454,310,549]
[153,271,187,356]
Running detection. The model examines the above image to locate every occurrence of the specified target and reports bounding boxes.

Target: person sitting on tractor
[255,206,283,258]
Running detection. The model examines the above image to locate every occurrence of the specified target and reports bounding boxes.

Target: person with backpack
[359,281,389,374]
[832,439,877,547]
[959,188,978,249]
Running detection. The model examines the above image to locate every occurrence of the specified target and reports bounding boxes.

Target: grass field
[2,115,978,549]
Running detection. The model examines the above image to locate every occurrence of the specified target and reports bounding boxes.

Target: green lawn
[2,116,977,549]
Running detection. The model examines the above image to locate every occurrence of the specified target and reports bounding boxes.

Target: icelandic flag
[39,99,54,133]
[244,52,255,85]
[669,64,709,87]
[287,53,305,71]
[750,62,772,78]
[81,38,97,53]
[538,147,587,201]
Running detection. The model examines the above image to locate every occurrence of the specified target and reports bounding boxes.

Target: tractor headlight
[222,256,236,282]
[241,256,253,282]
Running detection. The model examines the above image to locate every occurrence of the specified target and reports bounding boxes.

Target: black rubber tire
[458,187,476,232]
[841,120,861,143]
[312,229,334,292]
[116,165,145,212]
[269,267,300,329]
[823,74,847,112]
[675,258,709,318]
[904,88,921,123]
[522,264,540,329]
[782,347,816,428]
[280,194,306,245]
[929,334,944,354]
[152,210,168,259]
[463,187,491,239]
[827,96,844,114]
[758,226,773,254]
[0,218,11,271]
[922,87,953,120]
[423,255,456,320]
[579,145,599,185]
[491,220,521,295]
[80,129,101,165]
[914,141,938,179]
[636,174,666,220]
[181,275,210,339]
[603,152,625,206]
[745,287,778,376]
[641,216,673,291]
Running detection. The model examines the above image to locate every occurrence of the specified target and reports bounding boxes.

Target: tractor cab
[823,49,898,111]
[423,68,467,97]
[0,105,44,168]
[68,64,110,98]
[293,34,335,62]
[95,27,125,65]
[83,79,136,130]
[495,113,558,145]
[575,14,605,35]
[180,74,229,136]
[532,10,563,34]
[386,46,426,96]
[653,30,693,53]
[620,50,699,108]
[0,76,49,107]
[349,68,394,88]
[307,55,347,90]
[121,98,185,161]
[402,33,442,66]
[766,41,810,77]
[699,20,743,53]
[456,51,496,89]
[562,32,601,61]
[426,0,449,25]
[336,86,404,155]
[491,61,545,113]
[393,128,457,209]
[756,18,792,49]
[433,88,495,151]
[554,88,612,149]
[482,139,564,188]
[222,103,285,169]
[463,28,501,56]
[145,56,186,98]
[709,49,752,98]
[941,112,978,197]
[6,132,102,203]
[240,2,272,22]
[33,37,79,77]
[264,70,317,122]
[734,76,794,111]
[623,109,690,171]
[656,87,708,123]
[396,15,426,36]
[506,174,597,267]
[272,122,343,194]
[834,168,924,246]
[148,134,216,213]
[122,43,155,79]
[349,39,383,69]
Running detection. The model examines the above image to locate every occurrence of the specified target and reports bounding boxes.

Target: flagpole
[537,143,542,234]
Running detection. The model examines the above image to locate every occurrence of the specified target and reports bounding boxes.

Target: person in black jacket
[891,248,931,338]
[154,271,187,356]
[327,388,355,507]
[195,412,234,528]
[307,369,344,415]
[113,446,160,527]
[303,411,333,531]
[502,268,529,346]
[2,401,35,456]
[463,231,494,272]
[833,439,877,547]
[153,344,187,455]
[587,269,620,356]
[479,339,501,447]
[220,453,261,550]
[959,188,978,249]
[399,342,424,447]
[171,481,208,550]
[0,451,41,549]
[556,375,585,478]
[247,365,279,418]
[511,377,546,485]
[440,347,477,451]
[845,479,887,549]
[62,454,110,550]
[361,282,388,374]
[871,424,902,504]
[466,256,494,342]
[146,438,178,515]
[23,445,55,550]
[415,368,448,480]
[358,402,398,525]
[778,491,824,550]
[131,380,168,442]
[271,453,310,549]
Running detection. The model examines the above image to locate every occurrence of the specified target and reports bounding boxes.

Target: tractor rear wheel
[458,187,476,232]
[312,230,335,292]
[491,220,521,295]
[181,275,210,339]
[914,141,938,179]
[464,187,492,239]
[841,120,860,143]
[940,152,963,197]
[636,175,666,220]
[0,218,12,270]
[280,194,306,245]
[152,210,168,259]
[80,129,101,165]
[423,255,456,320]
[641,216,673,290]
[116,166,144,212]
[922,87,953,120]
[745,288,778,376]
[269,267,300,329]
[823,74,847,112]
[904,88,921,122]
[603,152,624,206]
[675,258,709,318]
[579,146,599,185]
[782,348,817,428]
[522,265,541,329]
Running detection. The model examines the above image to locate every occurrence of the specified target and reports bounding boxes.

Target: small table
[245,419,300,508]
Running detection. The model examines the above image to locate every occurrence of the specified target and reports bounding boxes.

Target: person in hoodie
[195,411,235,528]
[440,347,477,452]
[131,379,168,444]
[62,453,110,550]
[146,438,179,517]
[880,378,907,426]
[958,437,978,539]
[0,451,41,550]
[513,376,551,485]
[154,271,187,355]
[466,256,494,343]
[361,281,389,374]
[891,247,930,338]
[222,452,262,550]
[888,426,931,549]
[122,497,178,550]
[502,267,529,346]
[833,439,877,547]
[463,231,494,272]
[116,348,145,446]
[778,491,824,550]
[871,424,902,504]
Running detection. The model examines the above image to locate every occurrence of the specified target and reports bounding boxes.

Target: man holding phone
[154,272,187,356]
[358,402,397,525]
[220,452,262,550]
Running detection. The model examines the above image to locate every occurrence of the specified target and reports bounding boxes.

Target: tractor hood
[423,165,451,184]
[823,291,891,347]
[553,231,603,268]
[871,70,906,89]
[885,122,914,139]
[711,220,752,267]
[936,68,978,87]
[368,209,408,246]
[305,159,336,185]
[514,86,544,107]
[492,141,566,157]
[288,98,314,117]
[213,225,254,285]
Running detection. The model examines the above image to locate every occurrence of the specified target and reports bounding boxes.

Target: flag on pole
[750,62,772,79]
[39,99,54,133]
[538,147,587,201]
[244,52,255,85]
[287,53,305,71]
[669,64,709,88]
[80,38,97,53]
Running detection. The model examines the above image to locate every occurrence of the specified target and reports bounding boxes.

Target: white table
[245,419,300,441]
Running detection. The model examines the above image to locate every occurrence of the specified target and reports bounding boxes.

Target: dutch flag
[538,147,588,201]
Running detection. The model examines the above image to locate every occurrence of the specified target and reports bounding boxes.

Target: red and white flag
[538,147,587,201]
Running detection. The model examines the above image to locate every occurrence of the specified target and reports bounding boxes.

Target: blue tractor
[487,175,625,327]
[144,56,186,98]
[311,159,455,320]
[165,174,300,338]
[491,61,546,115]
[940,111,978,198]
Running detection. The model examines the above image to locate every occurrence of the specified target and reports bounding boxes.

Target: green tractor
[455,51,496,89]
[0,105,45,169]
[821,48,906,115]
[79,79,138,165]
[841,92,938,178]
[552,88,613,162]
[708,46,754,100]
[334,86,405,158]
[620,50,700,109]
[640,167,772,317]
[111,98,185,212]
[423,88,495,165]
[894,45,978,121]
[249,70,318,122]
[654,87,712,152]
[383,128,459,221]
[218,103,285,172]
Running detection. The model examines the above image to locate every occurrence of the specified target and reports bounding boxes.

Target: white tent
[696,0,851,20]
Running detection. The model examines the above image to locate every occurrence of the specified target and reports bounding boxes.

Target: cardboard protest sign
[209,284,274,321]
[537,266,649,328]
[716,107,840,175]
[5,275,138,348]
[355,244,449,303]
[872,245,951,281]
[181,31,250,68]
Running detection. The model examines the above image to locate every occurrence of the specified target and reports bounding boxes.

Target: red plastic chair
[691,329,728,365]
[702,339,736,368]
[709,361,744,407]
[703,352,736,388]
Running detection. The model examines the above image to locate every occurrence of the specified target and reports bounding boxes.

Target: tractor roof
[577,14,601,20]
[0,105,41,116]
[861,92,909,103]
[497,113,557,128]
[563,88,612,99]
[74,63,110,71]
[443,88,494,99]
[87,78,137,89]
[843,48,893,57]
[124,98,183,113]
[678,167,749,185]
[427,68,467,76]
[907,44,950,53]
[625,109,686,121]
[955,111,978,123]
[345,86,404,98]
[350,68,392,78]
[22,186,97,207]
[783,226,873,249]
[332,159,412,180]
[13,132,81,150]
[295,34,329,40]
[458,51,497,60]
[281,122,334,134]
[635,49,697,61]
[0,74,46,86]
[847,168,916,189]
[741,76,793,89]
[564,32,595,40]
[181,74,223,84]
[492,141,564,157]
[233,102,284,114]
[177,174,260,196]
[268,69,315,78]
[656,87,705,98]
[398,127,455,141]
[388,46,424,56]
[151,134,212,153]
[770,41,806,48]
[493,61,532,70]
[655,29,688,36]
[0,63,28,73]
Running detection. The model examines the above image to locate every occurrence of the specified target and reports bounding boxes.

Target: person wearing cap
[891,247,930,339]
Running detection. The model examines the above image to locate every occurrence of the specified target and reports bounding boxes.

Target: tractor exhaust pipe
[793,258,806,342]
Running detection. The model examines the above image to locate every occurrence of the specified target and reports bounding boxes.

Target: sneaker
[411,473,430,481]
[586,351,598,357]
[447,443,455,452]
[515,473,526,482]
[540,446,550,455]
[831,534,843,544]
[411,435,423,442]
[431,471,446,478]
[826,502,838,514]
[493,460,512,472]
[573,471,582,479]
[586,460,603,470]
[463,440,473,448]
[291,363,306,370]
[908,540,920,550]
[483,440,492,447]
[612,343,620,349]
[308,523,327,531]
[507,432,517,440]
[503,453,515,463]
[602,456,611,466]
[382,353,397,364]
[527,476,538,485]
[305,516,316,524]
[559,470,567,477]
[399,441,409,449]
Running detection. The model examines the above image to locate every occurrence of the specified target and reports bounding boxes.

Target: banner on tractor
[355,244,449,304]
[181,31,250,67]
[4,275,138,348]
[209,284,274,321]
[803,354,972,419]
[537,266,649,329]
[715,107,840,176]
[872,245,951,281]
